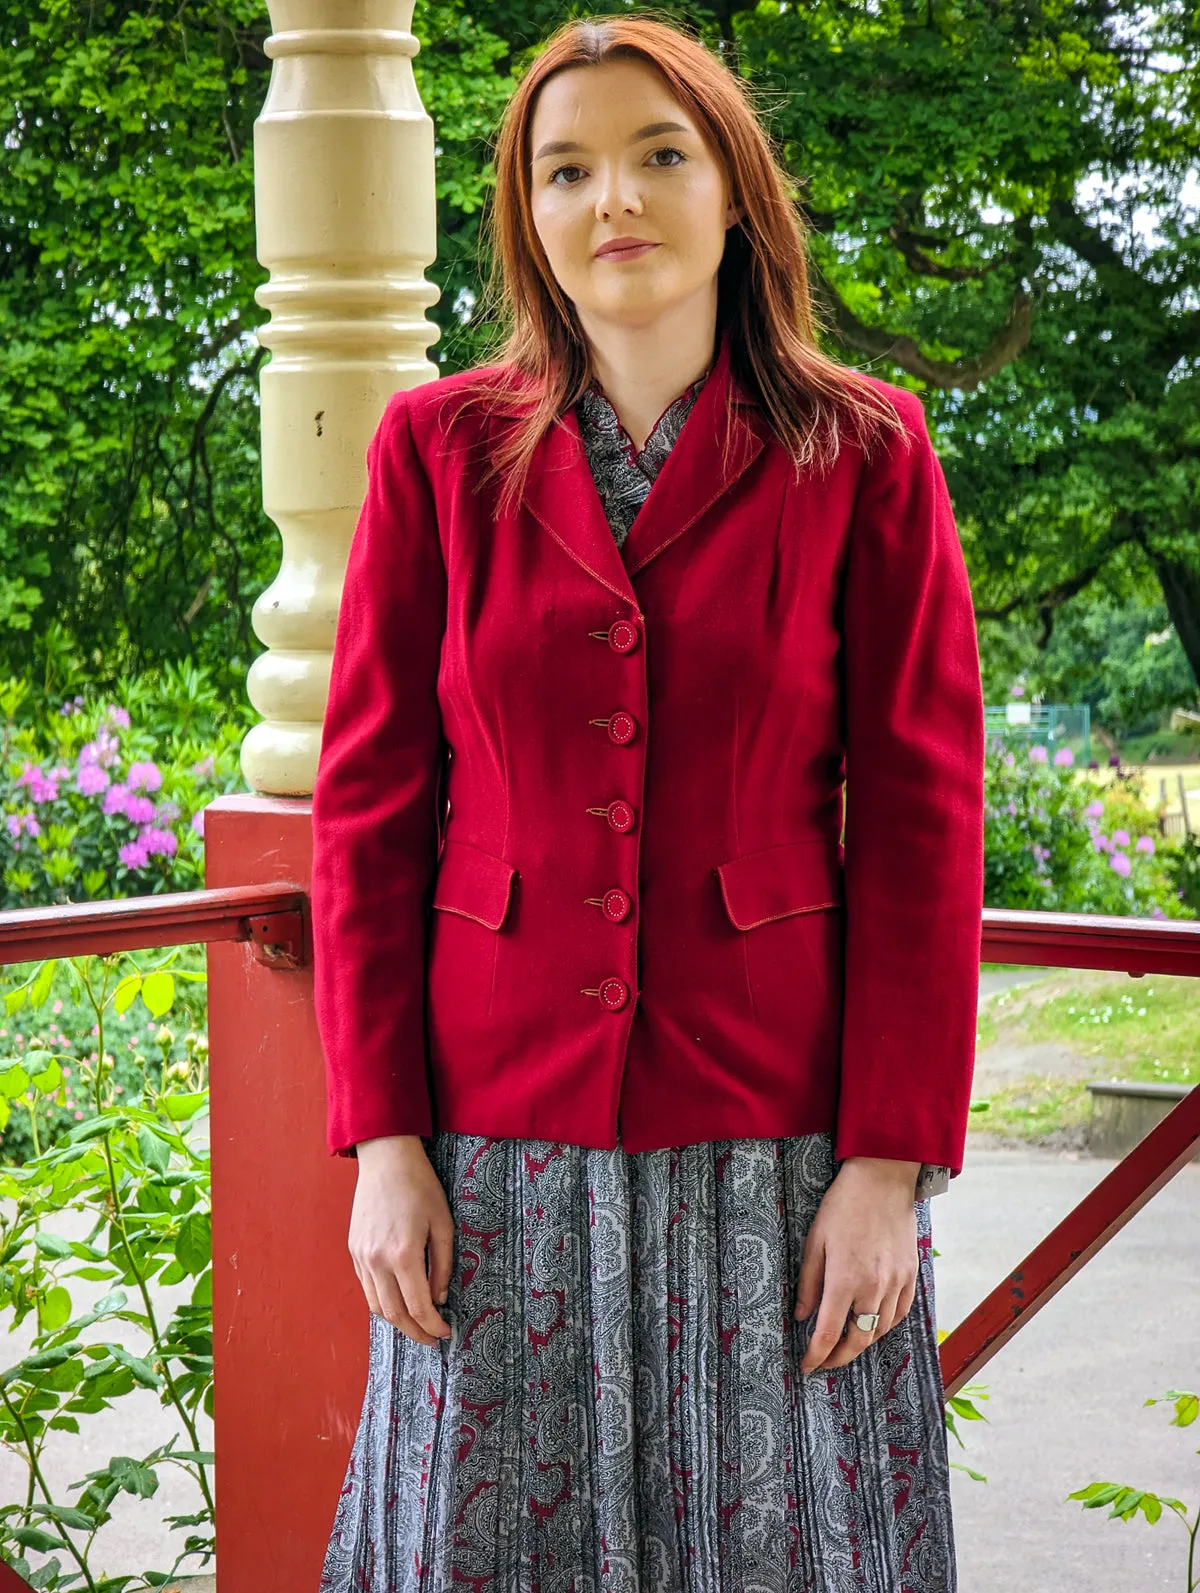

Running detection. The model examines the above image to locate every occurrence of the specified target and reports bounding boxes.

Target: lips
[595,239,659,260]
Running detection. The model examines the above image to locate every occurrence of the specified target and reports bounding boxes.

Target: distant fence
[984,701,1091,766]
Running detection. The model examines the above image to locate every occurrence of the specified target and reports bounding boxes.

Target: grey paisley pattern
[320,368,959,1591]
[320,1134,956,1592]
[575,368,709,546]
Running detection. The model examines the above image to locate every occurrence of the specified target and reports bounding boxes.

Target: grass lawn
[970,968,1199,1143]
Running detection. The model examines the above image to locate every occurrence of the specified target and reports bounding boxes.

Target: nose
[594,161,644,222]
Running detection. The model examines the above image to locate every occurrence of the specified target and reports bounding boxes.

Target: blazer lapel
[619,330,765,579]
[519,404,640,607]
[509,327,766,602]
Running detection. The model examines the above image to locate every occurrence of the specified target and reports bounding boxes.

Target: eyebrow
[532,120,691,162]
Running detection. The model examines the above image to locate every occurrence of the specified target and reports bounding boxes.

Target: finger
[893,1271,918,1328]
[375,1265,441,1346]
[427,1217,456,1306]
[875,1285,903,1340]
[352,1254,384,1322]
[821,1303,883,1370]
[800,1275,853,1374]
[794,1230,826,1322]
[396,1246,452,1341]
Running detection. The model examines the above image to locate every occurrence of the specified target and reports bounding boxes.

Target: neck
[579,300,720,454]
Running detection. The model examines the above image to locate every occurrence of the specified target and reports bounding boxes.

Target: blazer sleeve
[310,389,448,1158]
[834,389,985,1177]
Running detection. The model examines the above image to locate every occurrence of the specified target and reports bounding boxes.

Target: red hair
[444,11,907,515]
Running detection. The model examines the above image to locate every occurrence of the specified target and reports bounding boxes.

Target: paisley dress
[319,368,959,1593]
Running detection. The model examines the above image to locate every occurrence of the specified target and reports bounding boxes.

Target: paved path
[937,1146,1200,1592]
[3,1138,1196,1588]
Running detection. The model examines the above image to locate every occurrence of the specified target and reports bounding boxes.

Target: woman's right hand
[349,1135,455,1346]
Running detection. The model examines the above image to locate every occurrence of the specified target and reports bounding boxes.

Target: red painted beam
[0,884,305,964]
[940,1082,1200,1397]
[981,905,1200,976]
[0,1561,34,1590]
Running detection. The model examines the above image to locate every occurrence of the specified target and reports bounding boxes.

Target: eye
[548,164,585,187]
[649,146,686,167]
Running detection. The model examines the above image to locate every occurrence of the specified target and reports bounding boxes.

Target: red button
[602,888,632,923]
[598,976,630,1011]
[607,711,637,746]
[607,800,636,833]
[608,620,639,654]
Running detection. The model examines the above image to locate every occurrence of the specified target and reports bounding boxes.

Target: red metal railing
[0,887,1197,1588]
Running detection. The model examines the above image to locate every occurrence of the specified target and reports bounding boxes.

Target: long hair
[444,11,908,515]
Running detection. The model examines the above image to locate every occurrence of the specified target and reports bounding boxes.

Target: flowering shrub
[0,670,246,909]
[984,735,1190,919]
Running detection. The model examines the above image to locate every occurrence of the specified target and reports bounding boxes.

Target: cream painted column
[243,0,441,796]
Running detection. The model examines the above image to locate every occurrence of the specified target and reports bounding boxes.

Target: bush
[1,664,248,908]
[983,735,1191,919]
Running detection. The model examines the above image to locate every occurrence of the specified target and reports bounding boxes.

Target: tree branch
[809,266,1034,389]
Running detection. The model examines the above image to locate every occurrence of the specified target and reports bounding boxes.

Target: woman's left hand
[795,1157,920,1375]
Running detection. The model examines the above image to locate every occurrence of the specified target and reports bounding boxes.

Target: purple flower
[192,755,215,779]
[1135,835,1156,855]
[1109,852,1132,878]
[1053,747,1074,766]
[104,705,131,729]
[124,794,156,824]
[1093,833,1112,852]
[1028,744,1049,764]
[191,807,207,837]
[1112,829,1130,847]
[119,839,151,870]
[1005,800,1017,816]
[1010,683,1025,697]
[4,814,22,840]
[1004,752,1015,768]
[1083,800,1103,818]
[127,760,162,792]
[156,798,181,823]
[102,783,130,817]
[23,815,39,839]
[142,826,178,858]
[76,762,111,797]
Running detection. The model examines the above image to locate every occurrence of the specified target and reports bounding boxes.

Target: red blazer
[311,328,985,1168]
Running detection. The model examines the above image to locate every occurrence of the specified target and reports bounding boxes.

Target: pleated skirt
[320,1131,956,1593]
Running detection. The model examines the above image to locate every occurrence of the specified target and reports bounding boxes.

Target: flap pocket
[716,838,843,931]
[432,839,516,931]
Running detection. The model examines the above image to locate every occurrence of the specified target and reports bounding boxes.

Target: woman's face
[528,58,739,335]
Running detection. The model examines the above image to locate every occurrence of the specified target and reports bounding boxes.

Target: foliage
[0,950,212,1592]
[1070,1390,1199,1593]
[983,734,1190,918]
[0,665,247,910]
[5,0,1200,703]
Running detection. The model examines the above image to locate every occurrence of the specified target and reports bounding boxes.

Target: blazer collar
[512,327,767,604]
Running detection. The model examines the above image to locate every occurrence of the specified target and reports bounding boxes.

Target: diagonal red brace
[940,1082,1200,1397]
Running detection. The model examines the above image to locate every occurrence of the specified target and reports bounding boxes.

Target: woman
[313,12,983,1592]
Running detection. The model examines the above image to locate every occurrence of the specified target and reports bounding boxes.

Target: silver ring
[853,1312,881,1334]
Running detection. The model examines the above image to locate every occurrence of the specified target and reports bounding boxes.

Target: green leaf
[161,1090,206,1122]
[1070,1482,1123,1508]
[10,1526,67,1552]
[107,1345,161,1391]
[29,1055,62,1093]
[190,1269,212,1309]
[176,1212,211,1276]
[1140,1494,1163,1525]
[29,960,56,1009]
[34,1231,73,1258]
[37,1503,96,1530]
[108,1455,159,1498]
[113,974,142,1015]
[0,1064,30,1099]
[141,970,175,1017]
[137,1125,171,1174]
[40,1285,72,1330]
